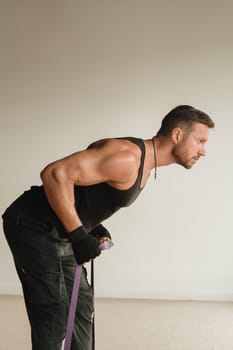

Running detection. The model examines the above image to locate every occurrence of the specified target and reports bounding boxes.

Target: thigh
[3,215,69,349]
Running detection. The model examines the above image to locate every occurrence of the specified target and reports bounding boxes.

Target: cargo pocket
[22,271,68,344]
[22,271,65,305]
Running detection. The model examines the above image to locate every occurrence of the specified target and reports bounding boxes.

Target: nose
[199,145,206,157]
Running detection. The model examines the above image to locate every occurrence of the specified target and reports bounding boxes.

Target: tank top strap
[117,136,145,188]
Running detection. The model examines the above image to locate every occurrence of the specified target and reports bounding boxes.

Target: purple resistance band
[64,239,113,350]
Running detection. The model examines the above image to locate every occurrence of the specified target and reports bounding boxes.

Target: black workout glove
[89,224,112,240]
[67,226,101,265]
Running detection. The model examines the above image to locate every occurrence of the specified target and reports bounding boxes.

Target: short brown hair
[156,105,215,137]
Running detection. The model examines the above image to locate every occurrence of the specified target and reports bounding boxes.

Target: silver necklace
[152,139,157,179]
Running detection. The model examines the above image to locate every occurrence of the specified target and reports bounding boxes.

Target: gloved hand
[67,226,101,265]
[89,224,112,241]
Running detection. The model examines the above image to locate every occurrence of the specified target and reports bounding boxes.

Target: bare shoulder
[90,138,141,166]
[89,137,141,156]
[93,138,142,188]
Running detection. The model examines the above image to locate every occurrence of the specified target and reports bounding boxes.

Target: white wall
[1,0,233,300]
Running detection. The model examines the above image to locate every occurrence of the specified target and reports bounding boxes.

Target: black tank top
[3,137,146,233]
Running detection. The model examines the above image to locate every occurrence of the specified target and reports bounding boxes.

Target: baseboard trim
[1,284,233,302]
[95,288,233,302]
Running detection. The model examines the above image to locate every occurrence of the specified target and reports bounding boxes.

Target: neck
[151,136,176,167]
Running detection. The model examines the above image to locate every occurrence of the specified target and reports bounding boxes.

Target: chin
[175,154,195,170]
[186,164,193,169]
[178,162,193,170]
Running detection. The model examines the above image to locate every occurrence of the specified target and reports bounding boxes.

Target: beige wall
[1,0,233,300]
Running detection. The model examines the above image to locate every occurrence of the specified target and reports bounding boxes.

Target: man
[2,105,214,350]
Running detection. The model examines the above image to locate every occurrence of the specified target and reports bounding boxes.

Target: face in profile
[172,123,209,169]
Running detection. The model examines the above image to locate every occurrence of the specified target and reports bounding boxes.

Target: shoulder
[91,138,143,188]
[89,138,141,166]
[88,137,142,156]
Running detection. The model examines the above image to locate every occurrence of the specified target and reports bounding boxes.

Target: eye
[199,138,206,144]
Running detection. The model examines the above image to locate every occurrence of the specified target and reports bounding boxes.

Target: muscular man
[2,105,214,350]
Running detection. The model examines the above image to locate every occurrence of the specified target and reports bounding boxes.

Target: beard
[172,143,196,169]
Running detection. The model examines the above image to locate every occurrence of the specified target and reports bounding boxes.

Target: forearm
[41,167,81,232]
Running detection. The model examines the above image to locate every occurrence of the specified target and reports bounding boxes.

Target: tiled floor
[1,295,233,350]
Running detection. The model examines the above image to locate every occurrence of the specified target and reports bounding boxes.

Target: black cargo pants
[2,211,93,350]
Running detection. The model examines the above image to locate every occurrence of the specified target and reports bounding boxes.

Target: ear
[171,127,183,144]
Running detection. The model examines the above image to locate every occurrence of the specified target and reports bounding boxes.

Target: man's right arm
[40,140,139,263]
[40,139,139,232]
